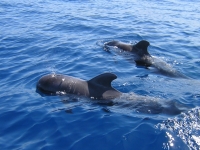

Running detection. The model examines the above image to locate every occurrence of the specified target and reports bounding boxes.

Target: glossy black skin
[36,73,122,100]
[36,73,188,115]
[105,40,188,78]
[105,40,151,67]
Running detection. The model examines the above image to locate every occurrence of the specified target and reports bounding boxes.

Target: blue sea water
[0,0,200,149]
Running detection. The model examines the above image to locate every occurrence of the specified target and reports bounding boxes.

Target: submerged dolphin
[37,73,122,100]
[104,40,188,78]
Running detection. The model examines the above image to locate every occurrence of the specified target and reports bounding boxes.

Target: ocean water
[0,0,200,149]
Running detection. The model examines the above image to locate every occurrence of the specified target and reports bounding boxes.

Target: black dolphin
[36,73,188,115]
[36,73,122,100]
[105,40,151,66]
[105,40,188,78]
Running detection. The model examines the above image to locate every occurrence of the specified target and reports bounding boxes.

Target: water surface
[0,0,200,149]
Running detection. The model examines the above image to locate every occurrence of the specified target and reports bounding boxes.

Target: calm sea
[0,0,200,149]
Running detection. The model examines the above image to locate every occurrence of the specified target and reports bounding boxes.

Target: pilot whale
[104,40,188,78]
[36,73,188,115]
[37,73,122,100]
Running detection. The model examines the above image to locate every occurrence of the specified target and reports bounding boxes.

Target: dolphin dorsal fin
[88,73,117,87]
[134,40,150,55]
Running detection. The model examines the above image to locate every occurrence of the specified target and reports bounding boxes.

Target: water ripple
[0,0,200,149]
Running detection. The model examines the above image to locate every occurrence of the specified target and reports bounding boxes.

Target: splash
[156,107,200,150]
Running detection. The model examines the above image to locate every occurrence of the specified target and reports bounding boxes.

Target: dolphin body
[105,40,188,78]
[36,73,122,100]
[36,73,188,115]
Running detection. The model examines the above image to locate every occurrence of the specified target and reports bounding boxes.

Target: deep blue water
[0,0,200,149]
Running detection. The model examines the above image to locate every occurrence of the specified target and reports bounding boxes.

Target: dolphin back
[36,73,121,100]
[133,40,150,56]
[88,73,117,87]
[88,73,122,99]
